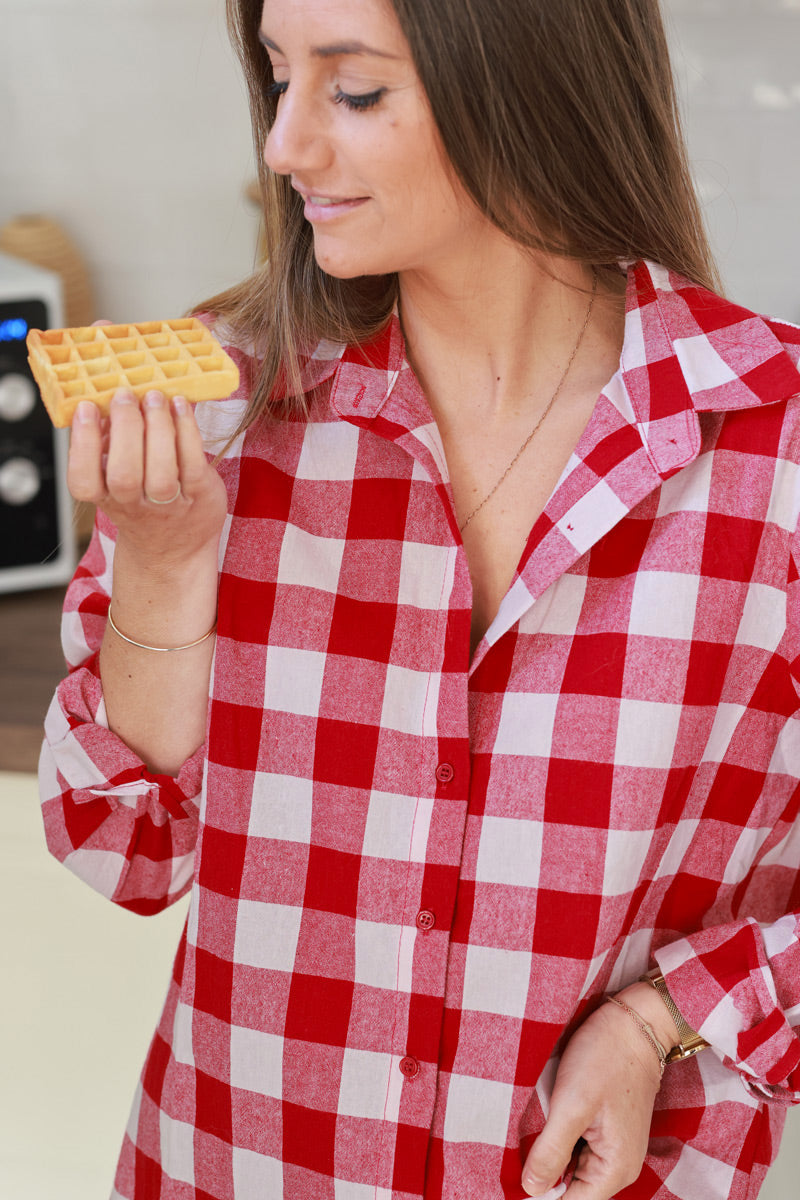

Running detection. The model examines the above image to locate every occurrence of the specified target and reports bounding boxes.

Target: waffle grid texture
[27,318,239,426]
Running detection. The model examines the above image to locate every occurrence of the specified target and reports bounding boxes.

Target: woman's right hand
[67,388,228,568]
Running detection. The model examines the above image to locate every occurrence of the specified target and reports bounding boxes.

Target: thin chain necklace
[459,272,598,533]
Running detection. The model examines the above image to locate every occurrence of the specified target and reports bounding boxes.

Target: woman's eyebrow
[257,31,401,60]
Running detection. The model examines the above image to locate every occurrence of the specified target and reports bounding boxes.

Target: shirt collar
[616,260,800,477]
[329,317,407,421]
[315,258,800,474]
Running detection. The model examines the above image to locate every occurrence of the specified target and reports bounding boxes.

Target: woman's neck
[397,238,626,425]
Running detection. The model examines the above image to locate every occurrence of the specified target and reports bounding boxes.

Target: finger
[172,395,209,498]
[563,1176,613,1200]
[560,1143,610,1200]
[522,1184,567,1200]
[522,1117,585,1197]
[557,1118,648,1200]
[142,391,180,502]
[104,390,145,503]
[92,319,114,327]
[67,401,105,502]
[561,1150,636,1200]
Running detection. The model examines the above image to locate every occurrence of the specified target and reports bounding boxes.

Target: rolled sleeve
[655,914,800,1103]
[38,515,204,915]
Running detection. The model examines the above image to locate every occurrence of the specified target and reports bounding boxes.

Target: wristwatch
[640,969,710,1062]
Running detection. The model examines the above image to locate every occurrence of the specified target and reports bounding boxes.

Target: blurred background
[1,1,799,1197]
[668,0,800,320]
[0,0,259,321]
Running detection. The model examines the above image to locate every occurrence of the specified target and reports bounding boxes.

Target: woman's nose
[263,88,331,177]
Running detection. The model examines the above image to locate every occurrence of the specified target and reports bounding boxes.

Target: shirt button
[399,1056,420,1080]
[435,762,454,784]
[416,909,436,932]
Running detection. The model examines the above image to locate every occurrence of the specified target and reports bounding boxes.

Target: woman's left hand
[521,985,675,1199]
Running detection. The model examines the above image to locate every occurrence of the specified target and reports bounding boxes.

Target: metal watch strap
[640,969,710,1062]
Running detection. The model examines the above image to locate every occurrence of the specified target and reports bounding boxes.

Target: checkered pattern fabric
[40,261,800,1200]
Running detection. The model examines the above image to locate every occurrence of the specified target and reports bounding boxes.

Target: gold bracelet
[107,607,217,652]
[605,997,667,1079]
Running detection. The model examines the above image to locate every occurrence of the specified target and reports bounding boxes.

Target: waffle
[26,318,240,427]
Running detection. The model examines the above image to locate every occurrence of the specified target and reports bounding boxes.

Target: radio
[0,251,76,593]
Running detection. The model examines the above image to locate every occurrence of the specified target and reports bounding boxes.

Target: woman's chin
[311,237,386,282]
[314,254,372,281]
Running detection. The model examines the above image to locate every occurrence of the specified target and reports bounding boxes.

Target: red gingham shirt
[40,261,800,1200]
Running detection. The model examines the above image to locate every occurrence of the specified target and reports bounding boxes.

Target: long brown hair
[201,0,720,427]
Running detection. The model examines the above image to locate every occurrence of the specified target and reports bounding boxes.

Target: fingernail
[171,394,188,415]
[111,389,136,406]
[522,1184,566,1200]
[144,390,165,408]
[74,400,98,424]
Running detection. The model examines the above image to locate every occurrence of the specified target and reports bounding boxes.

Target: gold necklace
[459,272,598,533]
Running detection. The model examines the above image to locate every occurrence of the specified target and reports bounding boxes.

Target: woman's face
[259,0,490,281]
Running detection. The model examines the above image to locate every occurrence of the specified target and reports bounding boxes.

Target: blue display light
[0,317,29,342]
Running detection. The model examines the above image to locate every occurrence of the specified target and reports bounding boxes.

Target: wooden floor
[0,585,69,772]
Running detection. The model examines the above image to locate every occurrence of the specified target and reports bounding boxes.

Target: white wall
[0,0,260,321]
[1,1,798,322]
[665,0,800,321]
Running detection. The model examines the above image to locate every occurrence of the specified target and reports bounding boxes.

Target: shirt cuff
[39,657,204,911]
[654,915,800,1103]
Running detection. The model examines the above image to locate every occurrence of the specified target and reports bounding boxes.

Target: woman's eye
[265,79,385,111]
[334,88,386,112]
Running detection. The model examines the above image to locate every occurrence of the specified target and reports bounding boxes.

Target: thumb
[522,1109,584,1197]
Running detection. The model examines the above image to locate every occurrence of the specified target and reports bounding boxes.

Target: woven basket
[0,214,94,328]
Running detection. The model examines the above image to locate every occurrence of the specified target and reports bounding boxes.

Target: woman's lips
[299,193,369,222]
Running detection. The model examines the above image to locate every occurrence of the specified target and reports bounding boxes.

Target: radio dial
[0,372,37,422]
[0,456,41,505]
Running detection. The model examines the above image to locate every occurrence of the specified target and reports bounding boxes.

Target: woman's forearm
[99,540,221,775]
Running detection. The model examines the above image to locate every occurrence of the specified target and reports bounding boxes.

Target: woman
[40,0,800,1197]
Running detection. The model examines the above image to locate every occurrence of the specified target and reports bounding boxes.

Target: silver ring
[145,483,182,505]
